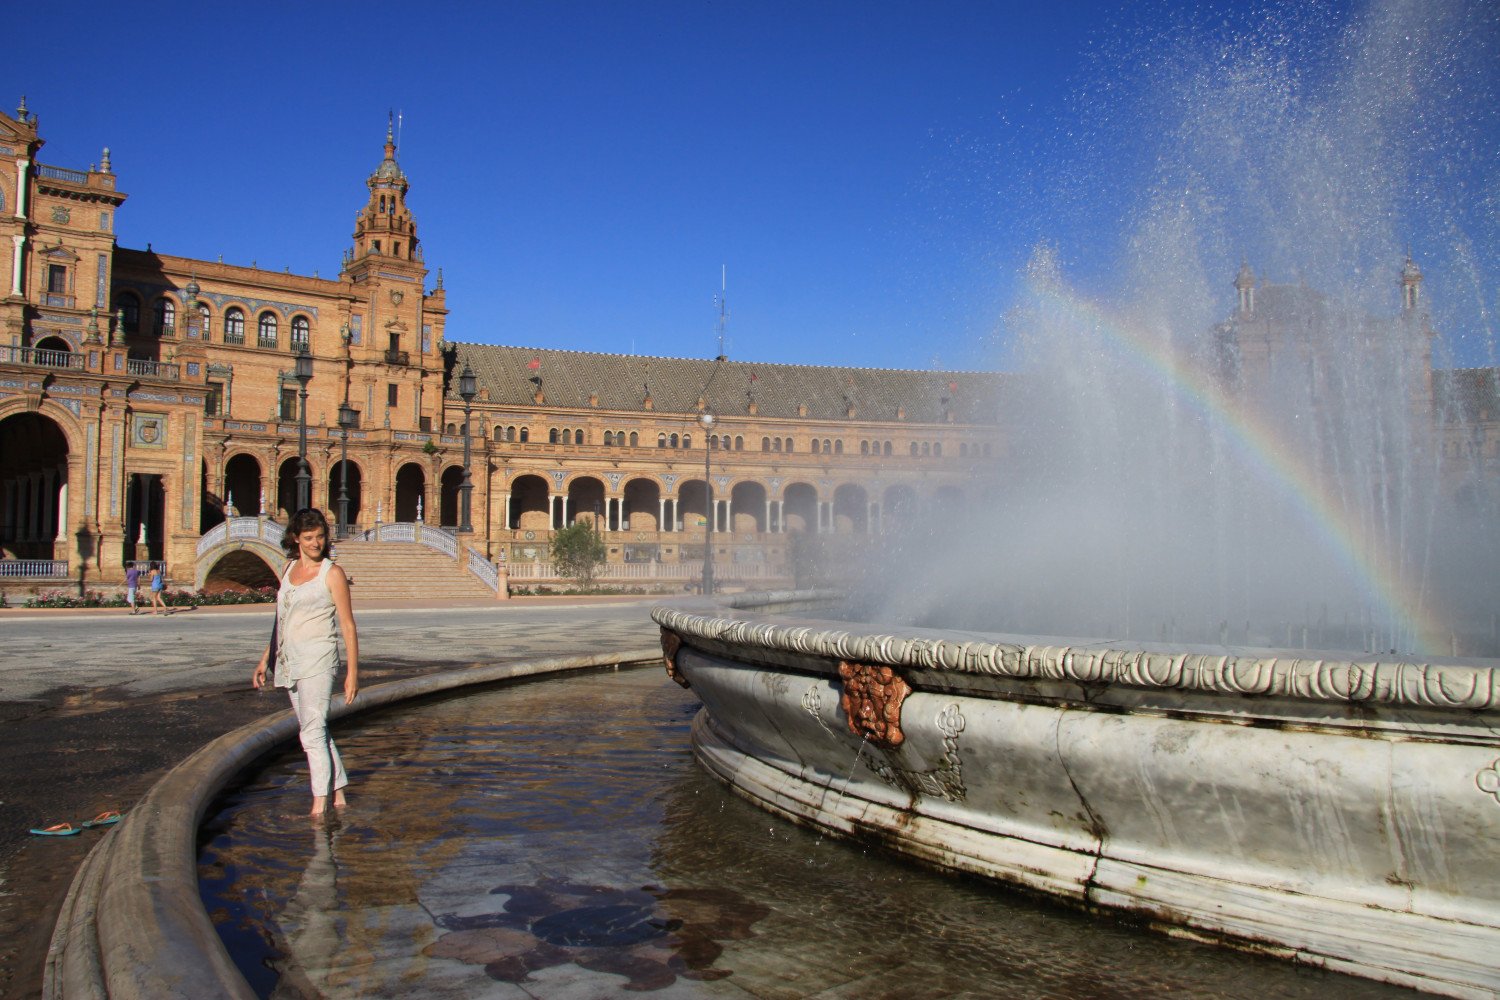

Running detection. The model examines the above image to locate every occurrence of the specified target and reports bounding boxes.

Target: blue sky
[8,1,1497,370]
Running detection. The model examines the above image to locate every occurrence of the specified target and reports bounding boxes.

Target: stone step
[329,541,495,601]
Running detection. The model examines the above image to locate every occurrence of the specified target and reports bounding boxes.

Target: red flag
[527,358,541,370]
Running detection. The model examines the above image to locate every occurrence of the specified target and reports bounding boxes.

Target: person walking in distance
[252,508,360,818]
[148,563,168,615]
[124,562,141,614]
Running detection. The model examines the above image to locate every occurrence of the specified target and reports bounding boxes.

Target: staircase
[329,540,496,601]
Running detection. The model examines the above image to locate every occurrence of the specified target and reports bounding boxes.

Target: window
[196,303,211,339]
[861,441,870,455]
[629,432,638,447]
[910,442,919,456]
[932,442,941,457]
[223,307,245,344]
[561,428,572,445]
[257,312,278,348]
[445,423,457,435]
[576,428,585,445]
[290,315,310,351]
[658,434,667,448]
[506,426,516,442]
[834,440,843,454]
[812,440,821,455]
[883,441,892,456]
[519,427,529,443]
[682,434,690,449]
[604,431,614,446]
[773,438,782,453]
[116,294,140,334]
[734,436,743,451]
[47,264,67,294]
[154,298,175,337]
[670,433,679,448]
[205,382,223,416]
[550,428,560,444]
[921,442,930,456]
[785,438,794,453]
[762,437,770,452]
[388,383,399,408]
[280,387,297,421]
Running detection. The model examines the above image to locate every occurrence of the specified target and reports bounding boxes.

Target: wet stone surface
[199,668,1422,999]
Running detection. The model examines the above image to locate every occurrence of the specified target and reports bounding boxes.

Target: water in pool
[199,667,1420,998]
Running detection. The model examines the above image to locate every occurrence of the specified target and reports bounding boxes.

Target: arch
[629,431,639,447]
[603,431,615,446]
[519,427,530,443]
[884,484,919,527]
[811,440,821,454]
[201,549,278,594]
[0,411,70,560]
[223,306,246,344]
[734,436,744,451]
[622,477,661,531]
[153,296,176,337]
[730,480,768,533]
[550,428,560,444]
[114,291,141,334]
[762,437,771,452]
[223,453,263,518]
[33,335,73,365]
[567,476,606,529]
[575,428,586,445]
[275,456,307,518]
[195,302,211,340]
[257,310,279,348]
[669,433,679,449]
[834,440,843,455]
[327,459,364,533]
[833,483,868,534]
[883,441,892,456]
[783,482,818,534]
[678,478,709,530]
[861,440,870,456]
[395,462,426,521]
[510,473,549,530]
[933,484,963,520]
[439,465,464,528]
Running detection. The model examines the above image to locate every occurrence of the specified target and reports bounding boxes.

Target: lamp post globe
[458,364,477,534]
[698,411,717,596]
[294,349,314,512]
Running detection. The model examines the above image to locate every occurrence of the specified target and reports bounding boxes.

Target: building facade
[0,101,1004,590]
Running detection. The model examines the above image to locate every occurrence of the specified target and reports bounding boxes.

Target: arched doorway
[622,478,660,531]
[833,484,869,534]
[509,474,549,530]
[276,457,302,518]
[0,412,70,559]
[568,476,605,529]
[224,454,263,518]
[730,481,768,533]
[199,459,221,534]
[33,335,73,367]
[884,484,918,530]
[327,460,364,534]
[678,479,709,531]
[439,465,464,528]
[203,550,278,594]
[395,463,426,522]
[124,472,165,565]
[783,482,818,534]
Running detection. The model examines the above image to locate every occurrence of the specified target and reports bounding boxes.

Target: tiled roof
[1433,368,1500,422]
[449,343,1006,425]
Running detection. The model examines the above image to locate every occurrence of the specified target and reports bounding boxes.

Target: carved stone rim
[651,603,1500,712]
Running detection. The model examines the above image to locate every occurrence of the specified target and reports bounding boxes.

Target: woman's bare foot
[309,794,328,818]
[332,790,348,810]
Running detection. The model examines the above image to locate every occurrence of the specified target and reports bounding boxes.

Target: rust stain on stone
[661,627,689,688]
[838,660,910,749]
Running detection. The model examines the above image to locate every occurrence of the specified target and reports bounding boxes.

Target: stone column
[14,159,28,219]
[778,499,786,533]
[55,476,68,541]
[10,234,23,297]
[547,494,556,529]
[501,492,511,531]
[560,496,570,527]
[765,498,773,533]
[658,498,666,532]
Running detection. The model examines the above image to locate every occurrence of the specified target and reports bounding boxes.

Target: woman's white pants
[287,671,348,798]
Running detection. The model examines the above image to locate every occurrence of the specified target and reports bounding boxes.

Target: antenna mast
[715,265,728,361]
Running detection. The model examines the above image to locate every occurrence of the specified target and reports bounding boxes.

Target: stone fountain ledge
[42,646,662,1000]
[654,594,1500,999]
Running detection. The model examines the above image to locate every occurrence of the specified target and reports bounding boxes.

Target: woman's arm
[327,563,359,704]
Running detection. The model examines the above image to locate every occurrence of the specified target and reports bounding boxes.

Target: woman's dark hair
[281,508,331,558]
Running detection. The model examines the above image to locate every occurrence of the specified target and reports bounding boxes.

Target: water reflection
[199,668,1418,998]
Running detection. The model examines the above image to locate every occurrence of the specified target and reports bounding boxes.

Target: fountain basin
[654,594,1500,999]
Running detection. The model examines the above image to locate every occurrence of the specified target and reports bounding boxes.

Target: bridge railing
[197,517,284,559]
[0,559,70,578]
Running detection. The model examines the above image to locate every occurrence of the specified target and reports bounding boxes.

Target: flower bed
[22,587,276,609]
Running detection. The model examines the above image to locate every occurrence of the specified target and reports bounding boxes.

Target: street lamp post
[294,349,314,511]
[337,401,355,538]
[458,364,477,534]
[698,410,717,595]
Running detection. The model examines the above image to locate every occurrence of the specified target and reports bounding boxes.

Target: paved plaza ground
[0,597,662,1000]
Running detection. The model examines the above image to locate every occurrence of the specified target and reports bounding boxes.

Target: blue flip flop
[29,823,81,837]
[82,810,123,828]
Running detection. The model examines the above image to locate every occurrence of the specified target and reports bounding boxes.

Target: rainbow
[1025,284,1447,656]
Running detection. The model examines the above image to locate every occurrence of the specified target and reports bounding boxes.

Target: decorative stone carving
[1477,759,1500,804]
[660,627,688,688]
[837,660,910,748]
[803,682,966,802]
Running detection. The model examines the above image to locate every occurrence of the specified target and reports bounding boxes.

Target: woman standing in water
[252,508,359,818]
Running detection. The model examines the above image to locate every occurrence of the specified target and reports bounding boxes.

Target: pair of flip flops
[29,811,123,836]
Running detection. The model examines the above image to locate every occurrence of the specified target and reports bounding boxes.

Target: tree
[551,521,606,586]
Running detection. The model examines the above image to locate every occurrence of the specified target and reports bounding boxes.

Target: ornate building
[0,100,1003,593]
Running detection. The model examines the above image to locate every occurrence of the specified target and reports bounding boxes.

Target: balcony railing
[126,358,180,380]
[37,164,89,184]
[1,345,84,370]
[0,559,70,578]
[384,349,410,366]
